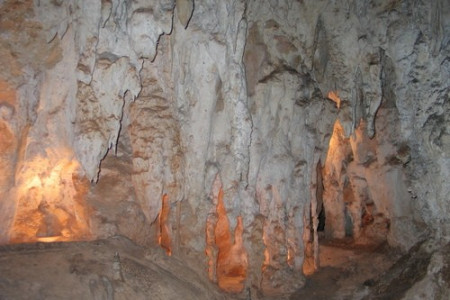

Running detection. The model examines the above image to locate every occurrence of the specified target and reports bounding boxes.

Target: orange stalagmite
[215,188,232,251]
[327,119,346,157]
[158,194,172,256]
[214,187,248,293]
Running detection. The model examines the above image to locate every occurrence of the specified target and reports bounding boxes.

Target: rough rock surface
[0,0,448,298]
[361,239,450,300]
[0,236,226,300]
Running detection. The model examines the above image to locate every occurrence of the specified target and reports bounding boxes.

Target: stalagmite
[158,194,172,255]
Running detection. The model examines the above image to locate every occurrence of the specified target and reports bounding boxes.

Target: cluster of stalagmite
[0,0,448,297]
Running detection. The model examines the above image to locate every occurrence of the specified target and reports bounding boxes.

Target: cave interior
[0,0,449,299]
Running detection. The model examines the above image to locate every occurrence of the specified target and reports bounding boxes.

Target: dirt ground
[0,236,446,299]
[0,236,226,300]
[291,239,400,300]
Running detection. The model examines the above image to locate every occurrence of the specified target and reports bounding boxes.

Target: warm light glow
[327,119,345,158]
[287,247,293,266]
[327,91,341,109]
[215,188,232,249]
[36,236,62,243]
[9,148,91,244]
[213,187,248,293]
[23,176,42,190]
[158,194,172,256]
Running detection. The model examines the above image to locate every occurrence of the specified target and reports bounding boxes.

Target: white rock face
[0,0,448,297]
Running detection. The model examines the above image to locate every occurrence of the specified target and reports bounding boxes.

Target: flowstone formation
[0,0,448,298]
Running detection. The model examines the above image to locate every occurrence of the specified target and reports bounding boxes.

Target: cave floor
[0,236,420,300]
[290,239,400,300]
[0,236,226,300]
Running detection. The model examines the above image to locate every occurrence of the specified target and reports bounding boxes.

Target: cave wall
[0,0,448,296]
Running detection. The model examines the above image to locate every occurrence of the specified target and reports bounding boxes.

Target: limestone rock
[0,0,448,298]
[176,0,194,28]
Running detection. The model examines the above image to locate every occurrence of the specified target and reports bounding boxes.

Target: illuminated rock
[0,0,448,298]
[158,194,172,256]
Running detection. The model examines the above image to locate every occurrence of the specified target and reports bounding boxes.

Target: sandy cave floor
[0,236,405,300]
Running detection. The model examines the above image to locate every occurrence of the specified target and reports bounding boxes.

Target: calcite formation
[0,0,448,297]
